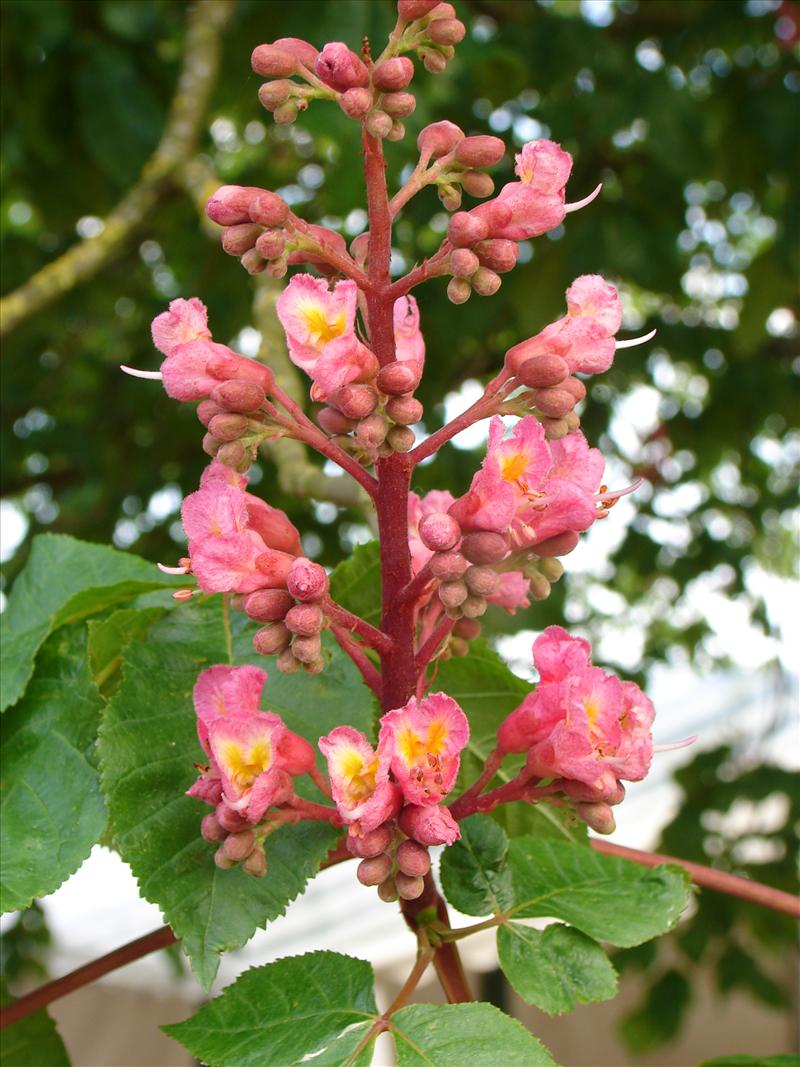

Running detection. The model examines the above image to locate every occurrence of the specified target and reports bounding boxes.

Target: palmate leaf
[0,533,179,712]
[0,625,106,914]
[439,814,514,917]
[87,605,166,697]
[99,599,373,990]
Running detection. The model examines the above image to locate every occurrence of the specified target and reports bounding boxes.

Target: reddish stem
[330,623,383,697]
[287,213,372,289]
[400,873,474,1004]
[409,389,504,467]
[324,597,393,654]
[389,242,453,299]
[397,560,434,605]
[415,615,456,670]
[285,795,342,824]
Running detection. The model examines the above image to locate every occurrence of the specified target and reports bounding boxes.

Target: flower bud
[438,579,468,609]
[455,135,505,168]
[532,530,580,557]
[387,425,415,452]
[386,396,423,426]
[381,368,421,403]
[356,413,389,449]
[398,0,440,17]
[302,656,325,676]
[350,232,370,264]
[377,877,399,902]
[399,803,460,846]
[291,634,322,664]
[471,267,501,297]
[471,199,513,233]
[565,411,581,432]
[202,432,221,457]
[419,512,461,553]
[460,171,495,198]
[201,813,228,842]
[516,353,570,389]
[396,839,431,877]
[373,56,414,91]
[535,387,576,418]
[474,238,518,273]
[357,854,393,886]
[222,829,256,862]
[365,109,393,139]
[211,380,266,413]
[331,383,378,420]
[245,589,293,623]
[429,550,468,580]
[464,565,499,596]
[287,558,329,601]
[562,376,587,402]
[214,850,236,870]
[197,399,223,428]
[338,87,372,119]
[447,277,472,305]
[258,79,294,111]
[453,616,481,639]
[222,223,262,256]
[273,37,319,69]
[348,824,394,857]
[206,185,263,226]
[461,594,487,618]
[438,183,462,211]
[316,42,369,91]
[448,635,468,656]
[243,848,268,878]
[249,191,290,228]
[317,406,355,435]
[576,801,617,835]
[450,248,479,278]
[251,44,297,77]
[528,573,551,601]
[277,730,317,775]
[208,413,248,442]
[447,211,489,248]
[273,100,299,125]
[382,91,417,118]
[255,229,286,260]
[253,622,292,655]
[277,647,302,674]
[540,416,570,440]
[427,18,466,45]
[461,531,509,564]
[395,872,425,900]
[240,248,267,274]
[216,803,250,833]
[285,603,323,636]
[417,120,464,161]
[538,557,564,582]
[387,120,406,142]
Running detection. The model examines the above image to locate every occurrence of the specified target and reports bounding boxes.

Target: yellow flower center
[339,748,378,803]
[397,719,449,767]
[219,738,271,790]
[500,451,528,483]
[298,301,347,349]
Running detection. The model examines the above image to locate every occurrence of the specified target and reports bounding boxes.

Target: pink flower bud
[535,387,576,418]
[420,47,449,74]
[243,848,268,877]
[214,850,236,870]
[460,171,495,198]
[565,411,581,432]
[277,648,302,674]
[317,406,355,434]
[447,211,489,247]
[429,1,457,14]
[272,37,319,70]
[387,425,415,452]
[447,277,472,304]
[541,417,569,439]
[382,92,417,118]
[253,622,292,655]
[357,854,393,886]
[528,573,551,601]
[197,399,223,428]
[222,223,262,256]
[461,531,509,564]
[455,135,505,168]
[429,550,468,580]
[377,877,399,902]
[216,802,250,833]
[211,380,266,413]
[438,579,468,609]
[576,801,617,835]
[347,824,394,857]
[275,99,300,125]
[222,829,256,862]
[532,530,580,557]
[331,383,378,420]
[470,199,513,233]
[338,87,372,119]
[378,361,421,396]
[387,119,406,142]
[398,803,460,846]
[356,413,389,449]
[292,634,322,664]
[464,565,499,596]
[461,594,487,619]
[285,603,323,636]
[515,353,570,388]
[255,230,286,259]
[206,185,264,226]
[201,813,227,842]
[316,42,369,91]
[471,267,501,297]
[240,248,267,275]
[395,872,425,899]
[417,120,464,161]
[202,433,221,458]
[373,56,414,91]
[386,395,423,426]
[419,512,461,552]
[427,18,466,45]
[277,730,317,775]
[287,558,329,602]
[251,44,297,77]
[258,79,294,111]
[350,232,370,264]
[474,238,518,273]
[396,839,431,877]
[450,248,480,278]
[249,191,289,228]
[208,412,248,442]
[562,376,587,402]
[244,589,293,622]
[438,183,462,211]
[398,0,440,17]
[453,617,481,639]
[365,109,393,139]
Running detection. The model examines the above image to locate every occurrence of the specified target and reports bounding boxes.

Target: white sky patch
[0,501,29,564]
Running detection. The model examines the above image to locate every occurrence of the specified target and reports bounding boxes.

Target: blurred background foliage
[1,0,798,1056]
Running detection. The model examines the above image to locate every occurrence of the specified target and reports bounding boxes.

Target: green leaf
[87,606,165,696]
[507,838,690,947]
[328,540,381,625]
[439,815,514,917]
[99,601,372,989]
[0,625,106,914]
[699,1057,800,1066]
[497,922,618,1014]
[0,1006,70,1067]
[1,534,178,712]
[391,1003,558,1066]
[163,952,377,1067]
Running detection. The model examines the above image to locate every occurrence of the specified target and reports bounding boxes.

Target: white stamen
[653,735,698,753]
[120,364,163,380]
[596,478,644,502]
[158,562,190,575]
[615,328,657,350]
[171,588,196,601]
[564,183,602,214]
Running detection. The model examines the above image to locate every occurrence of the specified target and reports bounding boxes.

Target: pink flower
[161,340,227,402]
[208,713,290,822]
[200,459,249,491]
[487,571,531,614]
[393,296,425,368]
[315,42,369,91]
[449,463,516,534]
[309,333,379,402]
[492,140,573,240]
[399,803,461,846]
[193,664,267,752]
[152,298,211,357]
[485,414,552,494]
[318,726,399,832]
[566,275,622,334]
[379,693,469,806]
[276,274,358,372]
[533,625,592,682]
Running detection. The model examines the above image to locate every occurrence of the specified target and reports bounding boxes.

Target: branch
[400,874,474,1003]
[415,616,456,670]
[388,243,453,300]
[325,598,393,654]
[409,383,509,467]
[0,0,234,339]
[330,624,383,697]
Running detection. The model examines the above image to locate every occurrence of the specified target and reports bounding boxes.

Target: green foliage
[164,952,377,1067]
[699,1057,800,1066]
[439,814,514,916]
[0,624,106,913]
[1,980,70,1067]
[87,605,166,696]
[328,540,381,627]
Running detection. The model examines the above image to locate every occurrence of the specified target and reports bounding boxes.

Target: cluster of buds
[249,557,330,676]
[320,693,468,901]
[398,1,466,77]
[413,121,506,214]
